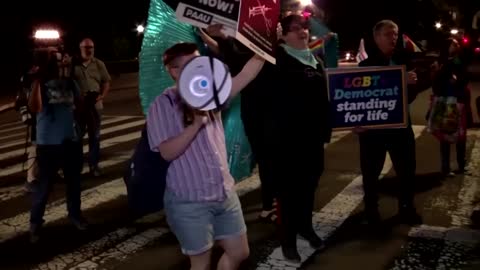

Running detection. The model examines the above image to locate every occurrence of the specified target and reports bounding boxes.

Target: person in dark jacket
[431,38,471,176]
[263,15,331,263]
[357,20,422,226]
[201,15,332,263]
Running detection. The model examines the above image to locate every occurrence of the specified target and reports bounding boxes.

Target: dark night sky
[1,0,477,95]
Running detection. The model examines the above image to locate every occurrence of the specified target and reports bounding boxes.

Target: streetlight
[435,22,442,29]
[136,25,145,34]
[450,28,459,35]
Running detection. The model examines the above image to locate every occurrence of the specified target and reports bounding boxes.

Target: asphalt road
[0,73,479,270]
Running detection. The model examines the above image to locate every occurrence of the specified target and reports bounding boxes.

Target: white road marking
[0,178,127,243]
[34,132,350,270]
[449,133,480,227]
[0,120,22,129]
[30,131,354,270]
[0,117,141,162]
[408,225,480,244]
[38,175,263,270]
[0,116,133,138]
[0,139,25,151]
[0,123,28,135]
[0,153,132,202]
[257,126,426,269]
[0,130,141,178]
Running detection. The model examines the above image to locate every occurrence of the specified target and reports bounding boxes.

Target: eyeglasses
[289,23,309,33]
[81,46,94,49]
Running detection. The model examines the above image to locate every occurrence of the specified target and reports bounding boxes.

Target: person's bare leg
[189,249,212,270]
[217,233,249,270]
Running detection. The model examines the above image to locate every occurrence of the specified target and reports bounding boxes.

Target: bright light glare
[450,29,459,35]
[136,25,145,33]
[346,53,351,60]
[299,0,312,6]
[435,22,442,29]
[34,30,60,39]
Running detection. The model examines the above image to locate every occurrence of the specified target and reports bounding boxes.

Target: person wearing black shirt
[259,15,331,263]
[357,20,422,226]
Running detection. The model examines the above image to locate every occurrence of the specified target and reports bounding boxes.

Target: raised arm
[197,27,220,55]
[229,55,265,99]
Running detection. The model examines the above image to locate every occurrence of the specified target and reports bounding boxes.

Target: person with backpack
[28,50,87,243]
[146,42,264,270]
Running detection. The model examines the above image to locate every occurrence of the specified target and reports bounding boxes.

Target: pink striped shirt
[146,87,234,202]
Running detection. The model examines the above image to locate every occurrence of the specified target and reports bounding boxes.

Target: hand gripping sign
[178,56,232,111]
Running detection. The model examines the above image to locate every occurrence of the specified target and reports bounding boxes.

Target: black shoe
[70,216,89,231]
[89,167,102,177]
[29,223,41,244]
[398,207,422,225]
[365,208,381,225]
[442,171,456,178]
[454,168,470,175]
[300,230,325,250]
[281,245,301,264]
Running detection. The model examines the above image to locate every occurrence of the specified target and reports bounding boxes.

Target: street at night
[2,0,480,269]
[0,74,479,269]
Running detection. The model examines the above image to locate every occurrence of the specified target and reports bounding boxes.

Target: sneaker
[29,223,41,244]
[281,245,301,264]
[442,171,456,178]
[70,216,89,231]
[364,208,382,226]
[398,207,423,225]
[89,167,102,177]
[299,230,325,250]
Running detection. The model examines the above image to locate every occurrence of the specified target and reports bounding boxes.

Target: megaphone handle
[209,56,221,109]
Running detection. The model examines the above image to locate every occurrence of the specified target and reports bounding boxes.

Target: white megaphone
[177,56,232,111]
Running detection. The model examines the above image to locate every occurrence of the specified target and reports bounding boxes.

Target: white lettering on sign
[198,0,235,13]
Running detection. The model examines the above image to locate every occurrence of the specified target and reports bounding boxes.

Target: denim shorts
[164,190,247,256]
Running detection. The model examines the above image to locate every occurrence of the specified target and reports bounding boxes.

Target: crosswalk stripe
[0,121,23,129]
[0,116,136,144]
[0,177,127,243]
[33,176,263,270]
[0,152,132,203]
[389,134,480,270]
[29,131,353,270]
[0,139,25,151]
[0,130,28,142]
[256,126,426,269]
[408,225,480,243]
[450,136,480,227]
[0,123,28,135]
[0,129,141,178]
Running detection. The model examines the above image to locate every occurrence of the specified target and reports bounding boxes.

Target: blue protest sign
[326,66,408,130]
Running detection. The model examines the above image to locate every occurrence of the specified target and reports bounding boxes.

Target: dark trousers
[242,113,275,211]
[359,126,416,210]
[30,140,84,225]
[81,92,101,169]
[440,140,466,172]
[275,149,324,246]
